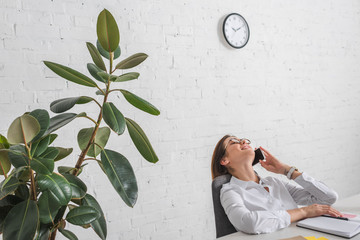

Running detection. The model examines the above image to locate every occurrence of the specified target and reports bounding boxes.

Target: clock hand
[236,24,245,31]
[232,27,237,32]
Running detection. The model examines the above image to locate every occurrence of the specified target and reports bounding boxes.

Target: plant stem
[108,88,123,93]
[73,107,104,175]
[82,115,98,125]
[29,169,37,200]
[20,119,38,201]
[73,55,113,176]
[110,52,113,73]
[91,97,102,108]
[84,158,98,161]
[50,229,57,240]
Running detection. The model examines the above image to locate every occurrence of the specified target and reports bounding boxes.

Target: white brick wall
[1,0,360,239]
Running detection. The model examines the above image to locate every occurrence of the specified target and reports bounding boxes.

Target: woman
[211,135,341,234]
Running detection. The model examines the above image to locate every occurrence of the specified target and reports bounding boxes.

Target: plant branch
[19,118,37,201]
[96,85,106,96]
[108,88,123,94]
[81,115,98,125]
[84,157,99,161]
[110,52,114,73]
[73,57,112,176]
[29,169,37,200]
[90,97,102,108]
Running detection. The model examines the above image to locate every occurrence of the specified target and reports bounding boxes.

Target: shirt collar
[230,173,262,189]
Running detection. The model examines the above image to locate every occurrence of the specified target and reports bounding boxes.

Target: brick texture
[1,0,360,239]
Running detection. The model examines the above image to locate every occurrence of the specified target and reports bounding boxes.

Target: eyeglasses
[221,138,251,159]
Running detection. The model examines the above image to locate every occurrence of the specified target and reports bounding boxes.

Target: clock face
[223,13,250,48]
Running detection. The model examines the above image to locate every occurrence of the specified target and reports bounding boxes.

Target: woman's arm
[258,146,299,178]
[221,187,291,234]
[259,147,338,205]
[287,204,343,223]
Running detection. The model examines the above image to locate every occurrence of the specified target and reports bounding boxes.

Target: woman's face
[222,137,255,165]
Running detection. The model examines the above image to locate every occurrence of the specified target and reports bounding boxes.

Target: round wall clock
[222,13,250,49]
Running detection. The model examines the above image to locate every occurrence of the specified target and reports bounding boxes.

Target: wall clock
[222,13,250,49]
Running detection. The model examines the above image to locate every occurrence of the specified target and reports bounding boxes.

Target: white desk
[218,194,360,240]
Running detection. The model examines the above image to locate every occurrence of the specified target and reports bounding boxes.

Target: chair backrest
[211,174,237,238]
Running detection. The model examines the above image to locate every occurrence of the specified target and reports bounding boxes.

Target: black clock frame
[222,13,250,49]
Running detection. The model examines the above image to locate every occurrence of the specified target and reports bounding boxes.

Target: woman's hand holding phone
[258,147,290,175]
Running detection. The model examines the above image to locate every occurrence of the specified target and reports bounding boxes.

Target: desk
[218,194,360,240]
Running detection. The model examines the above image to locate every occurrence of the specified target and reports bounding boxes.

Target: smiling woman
[211,135,341,235]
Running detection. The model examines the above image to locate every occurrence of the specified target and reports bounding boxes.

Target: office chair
[211,174,237,238]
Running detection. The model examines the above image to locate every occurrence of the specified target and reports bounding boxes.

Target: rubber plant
[0,9,160,240]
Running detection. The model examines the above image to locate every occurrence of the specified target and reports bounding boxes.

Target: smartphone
[253,148,265,166]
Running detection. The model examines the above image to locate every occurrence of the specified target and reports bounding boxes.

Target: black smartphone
[253,148,265,166]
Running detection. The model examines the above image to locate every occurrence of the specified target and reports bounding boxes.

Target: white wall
[1,0,360,239]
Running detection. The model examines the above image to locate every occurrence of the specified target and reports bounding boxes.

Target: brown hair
[211,134,233,180]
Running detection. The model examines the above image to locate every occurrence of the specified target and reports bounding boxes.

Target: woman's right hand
[301,204,343,218]
[287,204,343,223]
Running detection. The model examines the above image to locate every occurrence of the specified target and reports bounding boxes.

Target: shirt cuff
[281,210,291,226]
[293,171,309,184]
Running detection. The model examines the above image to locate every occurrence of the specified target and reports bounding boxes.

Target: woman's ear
[220,158,229,166]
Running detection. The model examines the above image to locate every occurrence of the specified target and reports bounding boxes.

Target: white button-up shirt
[220,172,338,234]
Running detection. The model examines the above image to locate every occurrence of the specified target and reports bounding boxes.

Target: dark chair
[211,174,237,238]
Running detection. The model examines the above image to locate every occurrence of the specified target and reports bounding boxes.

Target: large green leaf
[100,149,138,207]
[38,191,61,224]
[0,195,23,207]
[113,72,139,82]
[96,40,121,60]
[115,53,148,70]
[8,146,29,168]
[77,127,110,157]
[58,166,75,175]
[87,63,105,83]
[31,135,51,157]
[58,165,85,176]
[0,195,23,233]
[66,206,100,226]
[0,134,10,149]
[3,199,39,240]
[119,89,160,115]
[0,152,10,176]
[49,134,58,144]
[97,9,119,52]
[59,228,78,240]
[40,147,60,160]
[37,173,72,206]
[86,42,106,71]
[44,61,98,88]
[0,144,11,176]
[35,224,50,240]
[12,166,30,184]
[81,194,107,240]
[102,102,125,135]
[125,118,158,163]
[54,147,73,161]
[30,157,54,175]
[50,97,93,113]
[29,109,50,142]
[0,177,21,200]
[14,184,29,200]
[45,112,85,135]
[96,89,106,96]
[63,174,87,200]
[7,114,40,144]
[97,72,117,82]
